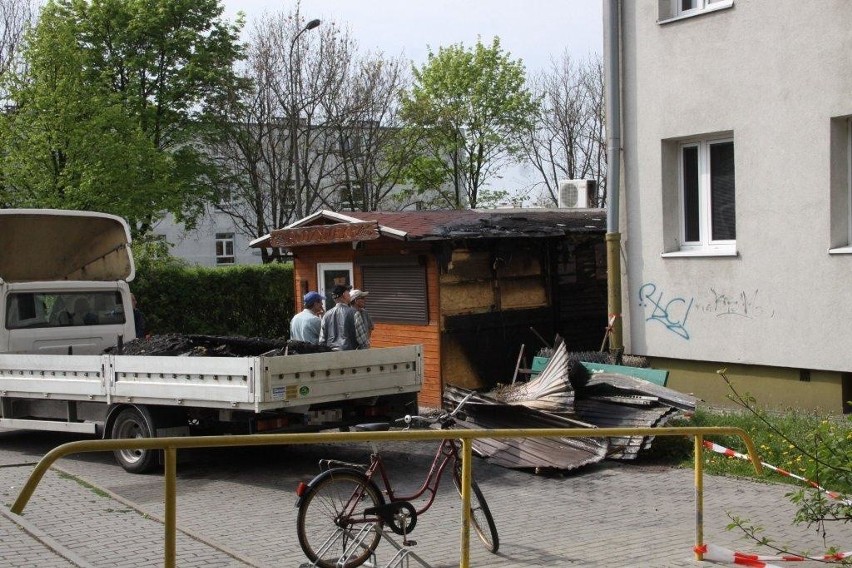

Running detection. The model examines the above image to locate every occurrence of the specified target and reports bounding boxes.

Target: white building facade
[616,0,852,412]
[153,211,263,267]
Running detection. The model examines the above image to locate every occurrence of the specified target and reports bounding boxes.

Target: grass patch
[57,471,110,498]
[640,407,852,494]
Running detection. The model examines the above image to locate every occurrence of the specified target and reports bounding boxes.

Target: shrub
[131,261,295,338]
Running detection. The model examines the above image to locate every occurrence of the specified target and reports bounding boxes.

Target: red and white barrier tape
[696,543,850,567]
[703,440,851,505]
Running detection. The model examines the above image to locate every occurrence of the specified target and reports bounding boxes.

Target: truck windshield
[5,291,126,330]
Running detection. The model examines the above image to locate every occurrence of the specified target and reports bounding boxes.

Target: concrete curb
[0,501,95,568]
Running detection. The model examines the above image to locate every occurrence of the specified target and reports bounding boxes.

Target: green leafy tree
[0,0,245,237]
[400,37,538,209]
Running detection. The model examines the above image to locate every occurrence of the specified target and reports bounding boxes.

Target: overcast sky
[220,0,605,198]
[222,0,603,79]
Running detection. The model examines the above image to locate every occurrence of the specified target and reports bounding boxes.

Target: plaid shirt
[353,309,373,349]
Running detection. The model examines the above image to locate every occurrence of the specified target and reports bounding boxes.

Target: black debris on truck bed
[105,334,331,357]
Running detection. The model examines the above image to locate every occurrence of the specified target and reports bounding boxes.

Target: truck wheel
[111,407,157,474]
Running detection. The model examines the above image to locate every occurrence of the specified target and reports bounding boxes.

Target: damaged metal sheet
[582,372,697,411]
[571,371,696,460]
[444,385,608,471]
[441,345,697,471]
[491,340,576,413]
[573,399,681,460]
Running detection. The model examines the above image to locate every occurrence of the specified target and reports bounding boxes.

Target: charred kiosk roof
[252,208,606,249]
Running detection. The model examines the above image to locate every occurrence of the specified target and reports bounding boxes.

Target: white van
[0,209,137,354]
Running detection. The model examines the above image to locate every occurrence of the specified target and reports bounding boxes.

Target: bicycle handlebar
[396,391,476,430]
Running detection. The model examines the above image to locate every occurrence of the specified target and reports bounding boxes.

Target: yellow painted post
[164,446,177,568]
[459,438,473,568]
[694,434,704,560]
[606,232,623,350]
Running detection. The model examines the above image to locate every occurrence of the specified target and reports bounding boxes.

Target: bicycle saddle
[353,422,390,431]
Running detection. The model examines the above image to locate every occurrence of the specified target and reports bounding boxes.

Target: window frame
[848,119,851,245]
[667,136,736,256]
[283,179,297,209]
[317,262,354,310]
[659,0,733,24]
[828,117,852,254]
[215,233,235,265]
[339,181,367,211]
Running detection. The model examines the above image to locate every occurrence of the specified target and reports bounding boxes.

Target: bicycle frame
[366,437,460,516]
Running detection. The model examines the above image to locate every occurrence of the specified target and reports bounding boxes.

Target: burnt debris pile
[444,340,696,473]
[105,334,331,357]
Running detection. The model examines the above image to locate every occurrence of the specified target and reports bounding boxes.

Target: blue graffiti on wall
[638,283,693,340]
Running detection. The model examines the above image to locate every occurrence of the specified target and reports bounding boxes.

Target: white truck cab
[0,209,137,354]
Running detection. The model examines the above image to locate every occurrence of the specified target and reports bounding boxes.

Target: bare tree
[206,8,357,261]
[207,4,424,261]
[521,52,607,207]
[326,53,418,211]
[0,0,32,90]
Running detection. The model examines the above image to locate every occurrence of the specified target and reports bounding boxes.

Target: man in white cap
[349,289,374,349]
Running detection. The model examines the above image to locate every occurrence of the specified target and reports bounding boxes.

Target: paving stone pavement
[0,431,849,567]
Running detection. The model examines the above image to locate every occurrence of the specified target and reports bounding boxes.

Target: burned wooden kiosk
[252,209,607,407]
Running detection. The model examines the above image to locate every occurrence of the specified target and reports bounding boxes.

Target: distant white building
[613,0,852,413]
[153,210,262,267]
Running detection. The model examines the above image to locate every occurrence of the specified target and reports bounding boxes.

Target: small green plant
[706,371,851,561]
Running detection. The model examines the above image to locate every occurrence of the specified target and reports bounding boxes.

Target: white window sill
[658,1,734,25]
[828,246,852,255]
[661,249,739,258]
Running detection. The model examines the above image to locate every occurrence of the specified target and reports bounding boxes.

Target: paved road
[0,428,847,567]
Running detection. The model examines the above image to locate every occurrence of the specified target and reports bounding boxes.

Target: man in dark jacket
[318,285,357,350]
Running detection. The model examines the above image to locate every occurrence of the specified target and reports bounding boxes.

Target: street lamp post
[289,18,320,217]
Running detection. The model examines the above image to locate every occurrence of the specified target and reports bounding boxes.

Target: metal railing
[11,426,761,568]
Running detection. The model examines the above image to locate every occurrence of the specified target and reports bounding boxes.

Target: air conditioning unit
[557,179,596,208]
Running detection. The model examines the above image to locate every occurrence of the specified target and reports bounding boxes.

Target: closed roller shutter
[361,264,428,324]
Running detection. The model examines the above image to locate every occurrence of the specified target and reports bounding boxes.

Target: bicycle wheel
[296,470,384,568]
[453,465,500,553]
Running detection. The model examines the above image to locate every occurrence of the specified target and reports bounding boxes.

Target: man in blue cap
[290,291,324,344]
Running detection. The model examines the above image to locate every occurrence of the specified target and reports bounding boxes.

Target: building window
[217,186,233,207]
[828,117,852,253]
[339,181,368,211]
[215,233,235,265]
[661,131,737,257]
[848,119,852,245]
[282,179,297,209]
[663,137,736,256]
[659,0,733,23]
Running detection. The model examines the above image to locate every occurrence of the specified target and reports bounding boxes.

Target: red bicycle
[295,394,499,568]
